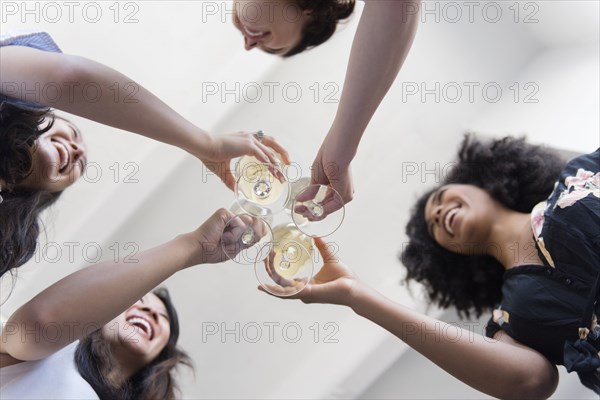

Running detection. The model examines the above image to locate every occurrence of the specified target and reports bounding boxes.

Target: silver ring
[256,130,265,140]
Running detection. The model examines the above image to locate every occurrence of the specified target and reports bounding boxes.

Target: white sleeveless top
[0,341,98,399]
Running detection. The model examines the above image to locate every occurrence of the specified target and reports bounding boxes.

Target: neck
[108,343,143,386]
[487,209,541,269]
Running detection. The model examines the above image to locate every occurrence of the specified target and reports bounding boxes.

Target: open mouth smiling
[126,316,154,340]
[52,139,71,173]
[242,24,270,39]
[443,206,460,236]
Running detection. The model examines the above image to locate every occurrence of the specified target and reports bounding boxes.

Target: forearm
[349,284,557,399]
[329,0,420,160]
[0,46,212,157]
[2,234,197,360]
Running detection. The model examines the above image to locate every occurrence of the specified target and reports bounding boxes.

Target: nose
[244,36,258,50]
[432,205,443,225]
[70,142,84,156]
[69,142,85,164]
[140,305,159,323]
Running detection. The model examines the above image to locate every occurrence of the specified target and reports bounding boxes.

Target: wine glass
[234,156,291,217]
[221,212,274,265]
[283,176,311,213]
[254,223,314,296]
[291,184,345,238]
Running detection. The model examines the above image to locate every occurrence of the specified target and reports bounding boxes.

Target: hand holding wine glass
[183,208,236,266]
[198,131,290,190]
[235,154,291,217]
[310,135,355,204]
[292,184,345,238]
[221,213,274,265]
[259,238,357,306]
[223,132,347,296]
[254,223,315,296]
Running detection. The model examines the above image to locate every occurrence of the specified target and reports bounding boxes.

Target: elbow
[507,368,559,400]
[2,305,62,361]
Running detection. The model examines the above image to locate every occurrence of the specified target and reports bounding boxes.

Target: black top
[486,148,600,365]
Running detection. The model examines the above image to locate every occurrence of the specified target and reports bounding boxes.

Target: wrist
[323,133,358,167]
[185,128,214,160]
[347,280,369,312]
[173,232,205,270]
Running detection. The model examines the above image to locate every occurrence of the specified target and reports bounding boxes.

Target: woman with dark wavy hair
[0,288,189,400]
[402,135,567,318]
[262,136,600,398]
[1,208,236,399]
[232,0,421,208]
[232,0,356,56]
[74,289,191,400]
[0,31,289,278]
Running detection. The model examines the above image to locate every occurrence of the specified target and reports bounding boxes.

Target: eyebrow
[70,125,81,140]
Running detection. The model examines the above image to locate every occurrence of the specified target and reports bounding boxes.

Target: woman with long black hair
[1,208,235,399]
[0,31,289,278]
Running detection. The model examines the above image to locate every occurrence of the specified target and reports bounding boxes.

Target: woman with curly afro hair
[262,135,600,398]
[401,135,566,318]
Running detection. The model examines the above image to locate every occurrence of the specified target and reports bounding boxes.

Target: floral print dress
[486,148,600,390]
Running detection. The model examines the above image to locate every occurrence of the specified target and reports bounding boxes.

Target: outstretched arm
[0,209,233,363]
[262,239,559,399]
[312,0,420,202]
[350,284,558,399]
[0,46,290,189]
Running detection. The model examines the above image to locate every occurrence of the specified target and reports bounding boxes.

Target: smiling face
[424,184,499,255]
[232,0,311,55]
[18,116,87,193]
[102,293,171,368]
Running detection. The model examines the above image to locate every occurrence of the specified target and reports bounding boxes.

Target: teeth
[60,143,70,171]
[244,25,267,38]
[444,207,459,236]
[127,317,153,340]
[54,141,70,171]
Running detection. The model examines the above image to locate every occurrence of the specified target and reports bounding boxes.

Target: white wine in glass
[222,213,273,265]
[292,184,345,238]
[255,223,315,296]
[235,156,290,217]
[284,176,311,214]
